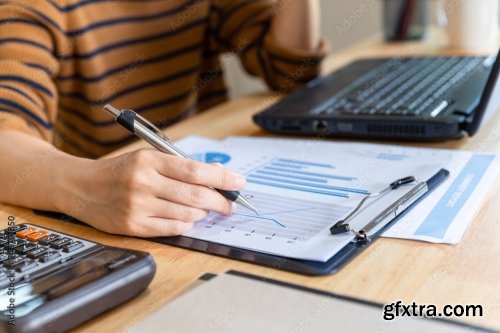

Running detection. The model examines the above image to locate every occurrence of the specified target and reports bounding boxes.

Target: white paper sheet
[224,136,500,244]
[170,136,500,262]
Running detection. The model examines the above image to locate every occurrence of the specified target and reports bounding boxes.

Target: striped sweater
[0,0,325,158]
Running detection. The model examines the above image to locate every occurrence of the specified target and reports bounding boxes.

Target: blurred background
[222,0,443,98]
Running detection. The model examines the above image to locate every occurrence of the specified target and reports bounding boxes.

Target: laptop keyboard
[313,57,485,117]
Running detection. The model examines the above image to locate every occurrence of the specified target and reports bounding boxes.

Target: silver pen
[103,104,259,214]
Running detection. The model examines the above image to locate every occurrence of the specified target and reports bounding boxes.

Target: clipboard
[35,169,449,276]
[149,169,450,276]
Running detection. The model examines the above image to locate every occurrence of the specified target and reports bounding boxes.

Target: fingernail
[235,176,246,188]
[230,202,237,214]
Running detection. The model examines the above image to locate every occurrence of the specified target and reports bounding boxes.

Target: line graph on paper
[187,154,369,243]
[188,191,352,242]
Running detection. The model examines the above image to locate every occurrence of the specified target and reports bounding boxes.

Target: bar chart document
[225,137,500,244]
[171,136,499,262]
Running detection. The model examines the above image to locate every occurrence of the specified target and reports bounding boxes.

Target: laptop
[253,47,500,141]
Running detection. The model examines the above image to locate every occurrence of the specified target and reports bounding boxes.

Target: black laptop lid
[469,47,500,136]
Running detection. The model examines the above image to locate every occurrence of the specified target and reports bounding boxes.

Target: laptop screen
[469,47,500,136]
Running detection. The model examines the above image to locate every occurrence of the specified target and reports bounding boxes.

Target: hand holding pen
[51,106,254,238]
[104,105,257,214]
[73,104,255,238]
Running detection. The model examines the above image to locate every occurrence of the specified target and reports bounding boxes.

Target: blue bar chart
[246,158,370,198]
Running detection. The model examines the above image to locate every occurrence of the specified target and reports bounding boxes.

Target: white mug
[440,0,499,51]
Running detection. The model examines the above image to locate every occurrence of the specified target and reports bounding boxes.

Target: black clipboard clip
[330,169,450,243]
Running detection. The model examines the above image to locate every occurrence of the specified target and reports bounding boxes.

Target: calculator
[0,223,156,333]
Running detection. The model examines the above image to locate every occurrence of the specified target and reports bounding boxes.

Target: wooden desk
[2,30,500,331]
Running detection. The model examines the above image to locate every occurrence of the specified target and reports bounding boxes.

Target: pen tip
[237,195,259,215]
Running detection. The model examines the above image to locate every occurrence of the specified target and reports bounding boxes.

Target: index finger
[155,155,246,191]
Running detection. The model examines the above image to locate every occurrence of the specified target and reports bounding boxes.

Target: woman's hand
[60,149,246,237]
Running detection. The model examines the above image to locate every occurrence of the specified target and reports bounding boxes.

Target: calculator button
[15,259,39,273]
[62,241,84,253]
[50,237,72,249]
[5,224,27,235]
[16,227,38,239]
[26,230,49,242]
[38,234,61,246]
[3,255,26,269]
[0,239,7,247]
[0,254,8,263]
[14,242,37,254]
[39,250,61,263]
[27,247,49,259]
[5,239,26,250]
